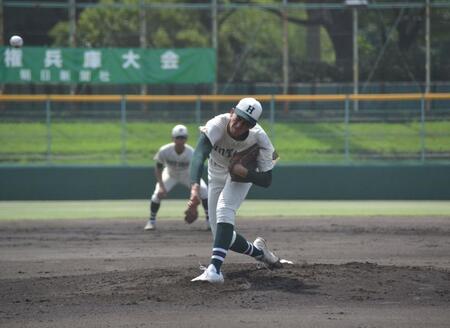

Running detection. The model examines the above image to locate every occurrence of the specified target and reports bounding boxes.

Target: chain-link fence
[1,93,449,165]
[2,1,450,93]
[1,2,449,166]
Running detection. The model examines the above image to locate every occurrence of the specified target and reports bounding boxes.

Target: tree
[46,0,450,84]
[50,0,210,48]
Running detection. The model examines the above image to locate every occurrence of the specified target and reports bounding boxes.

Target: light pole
[69,0,76,96]
[282,0,289,96]
[345,0,368,111]
[425,0,430,94]
[140,0,148,94]
[212,0,218,96]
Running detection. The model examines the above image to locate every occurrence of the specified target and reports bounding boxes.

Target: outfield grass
[1,121,449,164]
[1,200,449,221]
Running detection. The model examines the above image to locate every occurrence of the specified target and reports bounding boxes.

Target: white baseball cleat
[191,264,224,284]
[144,220,156,231]
[253,237,280,267]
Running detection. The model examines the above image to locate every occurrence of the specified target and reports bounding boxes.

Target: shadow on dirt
[225,266,319,295]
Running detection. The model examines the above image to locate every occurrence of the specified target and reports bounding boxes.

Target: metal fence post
[195,96,201,125]
[120,96,127,165]
[344,96,350,162]
[270,95,275,143]
[420,95,426,163]
[45,98,52,164]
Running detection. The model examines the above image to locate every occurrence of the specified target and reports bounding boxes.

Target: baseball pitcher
[144,124,209,231]
[188,97,280,283]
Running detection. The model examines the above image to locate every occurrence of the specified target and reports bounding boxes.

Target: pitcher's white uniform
[189,98,282,284]
[151,143,208,203]
[201,113,275,235]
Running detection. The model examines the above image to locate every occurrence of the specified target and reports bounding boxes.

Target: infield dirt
[1,216,449,327]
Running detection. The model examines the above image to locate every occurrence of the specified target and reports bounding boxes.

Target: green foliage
[46,0,344,82]
[220,8,283,82]
[47,2,335,82]
[49,0,210,48]
[25,1,450,83]
[48,22,71,47]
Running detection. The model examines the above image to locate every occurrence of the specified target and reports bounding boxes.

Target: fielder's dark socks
[202,198,209,222]
[210,222,233,274]
[230,233,263,258]
[150,201,160,222]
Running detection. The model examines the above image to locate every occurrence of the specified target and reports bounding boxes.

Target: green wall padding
[1,165,449,200]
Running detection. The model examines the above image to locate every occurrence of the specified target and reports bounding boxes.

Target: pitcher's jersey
[154,143,194,178]
[201,113,275,175]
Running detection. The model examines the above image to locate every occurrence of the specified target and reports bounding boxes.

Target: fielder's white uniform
[151,143,208,203]
[201,113,275,235]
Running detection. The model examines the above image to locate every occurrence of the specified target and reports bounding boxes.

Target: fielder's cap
[234,97,262,127]
[172,124,188,138]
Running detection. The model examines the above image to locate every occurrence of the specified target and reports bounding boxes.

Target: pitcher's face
[228,110,252,138]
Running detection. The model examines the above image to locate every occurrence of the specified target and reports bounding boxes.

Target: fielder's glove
[228,143,260,182]
[184,195,200,224]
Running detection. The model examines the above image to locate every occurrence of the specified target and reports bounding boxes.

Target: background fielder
[145,124,209,231]
[189,97,280,283]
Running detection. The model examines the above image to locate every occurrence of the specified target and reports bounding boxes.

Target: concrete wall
[1,164,449,200]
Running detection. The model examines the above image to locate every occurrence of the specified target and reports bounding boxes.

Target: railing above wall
[1,93,449,165]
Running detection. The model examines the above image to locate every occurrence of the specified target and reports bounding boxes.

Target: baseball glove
[228,143,260,182]
[184,196,200,224]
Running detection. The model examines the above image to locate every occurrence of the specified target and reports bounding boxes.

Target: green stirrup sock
[230,233,263,258]
[210,223,233,273]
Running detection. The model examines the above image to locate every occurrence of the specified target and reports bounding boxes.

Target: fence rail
[0,93,449,165]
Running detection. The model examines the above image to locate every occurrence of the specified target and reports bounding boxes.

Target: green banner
[0,47,215,84]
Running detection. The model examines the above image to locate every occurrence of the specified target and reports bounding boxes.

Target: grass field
[1,121,449,164]
[1,200,450,220]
